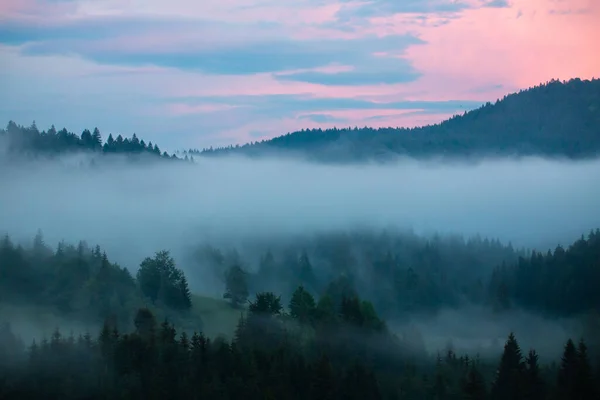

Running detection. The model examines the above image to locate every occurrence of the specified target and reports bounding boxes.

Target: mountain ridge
[188,78,600,162]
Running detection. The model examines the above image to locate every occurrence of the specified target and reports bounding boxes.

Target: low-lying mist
[1,153,599,357]
[391,305,582,361]
[1,154,598,267]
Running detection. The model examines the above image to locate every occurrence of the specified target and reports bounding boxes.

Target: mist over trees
[1,273,599,399]
[192,78,600,162]
[2,228,600,399]
[0,233,196,332]
[199,229,600,355]
[1,78,600,398]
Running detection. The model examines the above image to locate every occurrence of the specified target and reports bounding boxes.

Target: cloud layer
[1,155,599,290]
[1,0,598,149]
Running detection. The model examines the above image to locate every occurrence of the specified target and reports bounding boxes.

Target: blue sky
[0,0,597,150]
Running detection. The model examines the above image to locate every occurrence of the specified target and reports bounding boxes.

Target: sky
[0,0,598,150]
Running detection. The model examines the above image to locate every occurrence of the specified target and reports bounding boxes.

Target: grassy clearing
[190,294,244,340]
[0,294,243,343]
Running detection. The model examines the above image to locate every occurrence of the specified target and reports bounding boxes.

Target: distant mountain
[0,121,189,162]
[190,78,600,162]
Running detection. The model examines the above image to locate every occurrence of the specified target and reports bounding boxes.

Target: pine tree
[223,265,249,308]
[233,313,247,346]
[557,338,578,400]
[462,363,487,400]
[248,292,283,316]
[298,250,317,289]
[91,127,102,148]
[574,339,596,400]
[289,285,316,323]
[523,349,545,400]
[491,332,525,400]
[178,274,192,310]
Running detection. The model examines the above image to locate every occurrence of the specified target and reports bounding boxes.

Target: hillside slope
[0,121,188,162]
[194,78,600,162]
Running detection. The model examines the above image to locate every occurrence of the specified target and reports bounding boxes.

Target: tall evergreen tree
[462,363,487,400]
[289,285,317,323]
[223,265,249,308]
[491,332,525,400]
[574,339,596,400]
[557,339,578,400]
[523,349,545,400]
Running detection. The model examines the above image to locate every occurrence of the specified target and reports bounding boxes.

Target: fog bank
[0,155,599,283]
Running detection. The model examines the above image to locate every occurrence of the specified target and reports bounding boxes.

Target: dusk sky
[1,0,598,150]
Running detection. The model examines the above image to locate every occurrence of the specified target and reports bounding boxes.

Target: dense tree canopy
[0,121,189,162]
[192,78,600,162]
[1,226,600,398]
[0,288,598,399]
[0,232,196,331]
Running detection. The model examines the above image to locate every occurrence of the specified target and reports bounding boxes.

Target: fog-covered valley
[2,154,599,273]
[1,154,599,360]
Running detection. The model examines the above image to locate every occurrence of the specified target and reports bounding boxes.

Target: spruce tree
[223,265,249,308]
[491,332,525,400]
[289,285,316,323]
[523,349,545,400]
[462,363,487,400]
[574,339,596,400]
[557,338,578,400]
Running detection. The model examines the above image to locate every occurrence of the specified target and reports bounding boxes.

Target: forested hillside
[193,78,600,162]
[1,228,600,399]
[0,233,197,333]
[201,229,600,325]
[0,121,188,161]
[4,78,598,164]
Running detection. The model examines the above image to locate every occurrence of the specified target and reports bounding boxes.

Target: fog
[1,154,599,275]
[1,153,599,356]
[391,305,583,361]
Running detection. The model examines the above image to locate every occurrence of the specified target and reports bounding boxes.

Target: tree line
[192,78,600,162]
[1,228,600,398]
[1,288,599,399]
[0,232,194,331]
[4,78,598,164]
[0,121,192,161]
[3,228,599,335]
[201,229,600,323]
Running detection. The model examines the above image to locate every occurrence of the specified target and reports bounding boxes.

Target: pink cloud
[0,0,79,24]
[3,0,598,147]
[368,0,599,94]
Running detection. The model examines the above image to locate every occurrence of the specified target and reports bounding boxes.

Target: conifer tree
[462,363,487,400]
[289,285,316,323]
[491,332,525,400]
[223,265,249,308]
[574,339,596,400]
[557,338,578,400]
[523,349,545,400]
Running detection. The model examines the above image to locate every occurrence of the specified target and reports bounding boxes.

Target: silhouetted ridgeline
[0,121,192,162]
[191,78,600,162]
